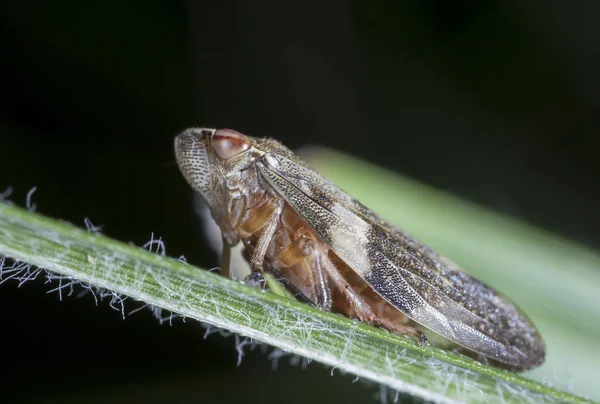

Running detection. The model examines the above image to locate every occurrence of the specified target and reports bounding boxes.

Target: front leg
[220,239,232,278]
[218,194,283,279]
[237,197,284,271]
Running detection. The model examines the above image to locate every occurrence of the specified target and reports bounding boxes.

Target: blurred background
[1,1,599,403]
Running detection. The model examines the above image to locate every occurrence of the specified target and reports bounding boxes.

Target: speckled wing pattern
[255,141,544,370]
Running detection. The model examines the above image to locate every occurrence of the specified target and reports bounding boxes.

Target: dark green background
[1,1,598,403]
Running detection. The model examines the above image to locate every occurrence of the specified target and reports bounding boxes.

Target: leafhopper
[174,128,545,370]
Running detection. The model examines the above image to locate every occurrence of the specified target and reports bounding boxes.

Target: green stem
[0,201,591,403]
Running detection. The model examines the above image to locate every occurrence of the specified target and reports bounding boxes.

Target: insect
[174,127,545,370]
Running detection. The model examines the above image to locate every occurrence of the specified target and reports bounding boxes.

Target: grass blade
[1,148,597,403]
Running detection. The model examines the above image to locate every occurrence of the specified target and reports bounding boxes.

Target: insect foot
[244,271,266,288]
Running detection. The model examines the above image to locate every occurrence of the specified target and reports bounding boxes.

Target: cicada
[174,128,545,370]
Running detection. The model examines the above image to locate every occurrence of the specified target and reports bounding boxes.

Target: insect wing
[256,152,544,370]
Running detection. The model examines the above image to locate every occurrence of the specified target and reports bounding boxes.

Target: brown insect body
[175,128,545,371]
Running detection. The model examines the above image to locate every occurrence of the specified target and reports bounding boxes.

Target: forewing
[256,151,545,370]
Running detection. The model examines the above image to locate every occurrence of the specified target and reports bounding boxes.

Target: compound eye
[212,129,251,159]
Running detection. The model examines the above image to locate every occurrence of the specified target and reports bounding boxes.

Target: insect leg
[238,198,284,271]
[372,313,428,347]
[322,250,428,346]
[264,267,316,306]
[276,237,333,310]
[219,237,232,278]
[244,270,267,288]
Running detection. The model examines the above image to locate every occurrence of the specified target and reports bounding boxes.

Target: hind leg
[322,250,427,346]
[276,235,332,310]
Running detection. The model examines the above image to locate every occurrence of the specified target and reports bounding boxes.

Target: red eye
[211,129,251,159]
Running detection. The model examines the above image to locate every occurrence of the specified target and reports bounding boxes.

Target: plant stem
[0,201,591,403]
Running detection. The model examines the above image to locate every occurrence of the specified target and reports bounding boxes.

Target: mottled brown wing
[256,150,545,370]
